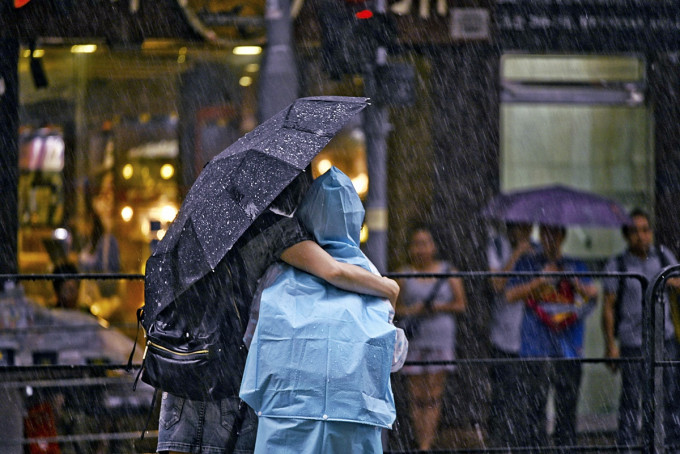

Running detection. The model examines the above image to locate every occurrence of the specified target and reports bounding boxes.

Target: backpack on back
[134,259,248,401]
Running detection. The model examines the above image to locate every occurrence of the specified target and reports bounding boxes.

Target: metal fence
[0,266,679,453]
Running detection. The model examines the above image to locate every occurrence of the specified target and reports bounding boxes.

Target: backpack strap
[657,245,671,268]
[423,264,450,311]
[614,254,626,337]
[139,388,159,441]
[127,307,143,372]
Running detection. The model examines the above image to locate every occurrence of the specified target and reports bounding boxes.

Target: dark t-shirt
[225,210,311,331]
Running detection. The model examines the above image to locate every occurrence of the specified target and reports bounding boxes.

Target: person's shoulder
[657,244,678,264]
[515,250,540,268]
[439,260,457,272]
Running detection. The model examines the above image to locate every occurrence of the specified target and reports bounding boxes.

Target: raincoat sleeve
[392,327,408,372]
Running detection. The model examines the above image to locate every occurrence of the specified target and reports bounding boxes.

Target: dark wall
[429,42,501,426]
[0,39,20,276]
[650,52,680,255]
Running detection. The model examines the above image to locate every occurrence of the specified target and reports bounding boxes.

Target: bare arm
[601,291,619,372]
[280,240,399,306]
[505,276,548,303]
[490,240,533,293]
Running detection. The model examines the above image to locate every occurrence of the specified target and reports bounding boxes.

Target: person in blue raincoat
[240,167,406,453]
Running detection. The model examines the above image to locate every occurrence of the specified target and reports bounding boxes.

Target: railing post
[643,265,680,453]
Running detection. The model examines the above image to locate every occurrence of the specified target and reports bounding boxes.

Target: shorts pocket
[220,399,256,435]
[159,392,184,430]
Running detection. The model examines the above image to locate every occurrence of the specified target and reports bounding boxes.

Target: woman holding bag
[396,224,467,451]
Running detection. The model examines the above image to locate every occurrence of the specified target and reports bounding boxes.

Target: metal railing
[1,267,679,453]
[383,267,680,454]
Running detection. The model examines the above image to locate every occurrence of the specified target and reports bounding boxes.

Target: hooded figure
[240,167,404,453]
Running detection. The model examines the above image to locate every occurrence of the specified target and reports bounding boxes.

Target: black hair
[622,207,651,237]
[269,168,313,215]
[406,221,435,242]
[52,262,79,294]
[538,224,567,236]
[90,212,104,250]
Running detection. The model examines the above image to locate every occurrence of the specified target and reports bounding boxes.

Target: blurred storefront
[3,1,375,330]
[4,0,680,449]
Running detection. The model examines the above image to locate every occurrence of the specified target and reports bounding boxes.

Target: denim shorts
[157,393,257,454]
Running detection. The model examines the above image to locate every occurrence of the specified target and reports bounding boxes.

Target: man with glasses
[602,207,680,450]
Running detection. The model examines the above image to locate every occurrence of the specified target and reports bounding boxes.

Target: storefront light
[157,229,167,240]
[351,172,369,198]
[32,49,45,58]
[122,163,134,180]
[245,63,259,72]
[71,44,97,54]
[360,224,369,243]
[160,205,178,223]
[233,46,262,56]
[121,206,134,222]
[316,158,333,175]
[160,164,174,180]
[239,76,253,87]
[53,228,69,241]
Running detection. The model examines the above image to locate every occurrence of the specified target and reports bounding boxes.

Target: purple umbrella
[481,185,631,227]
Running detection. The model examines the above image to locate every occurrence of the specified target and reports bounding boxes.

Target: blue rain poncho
[240,167,398,451]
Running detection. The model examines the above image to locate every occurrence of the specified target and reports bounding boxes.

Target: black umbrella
[144,96,369,322]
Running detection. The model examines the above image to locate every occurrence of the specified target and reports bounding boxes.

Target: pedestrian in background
[505,224,598,451]
[396,223,466,451]
[486,222,535,448]
[601,207,680,449]
[77,211,120,299]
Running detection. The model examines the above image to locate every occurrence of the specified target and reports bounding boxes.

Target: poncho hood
[296,166,363,249]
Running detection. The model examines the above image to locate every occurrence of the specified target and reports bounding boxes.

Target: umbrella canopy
[481,185,631,227]
[144,96,369,324]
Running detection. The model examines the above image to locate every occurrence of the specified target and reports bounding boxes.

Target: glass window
[500,55,651,259]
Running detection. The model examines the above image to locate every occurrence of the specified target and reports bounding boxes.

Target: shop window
[500,54,651,260]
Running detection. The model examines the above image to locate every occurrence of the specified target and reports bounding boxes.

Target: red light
[15,0,31,7]
[355,9,373,19]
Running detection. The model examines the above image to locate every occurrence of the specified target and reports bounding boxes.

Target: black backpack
[131,257,249,402]
[614,245,670,336]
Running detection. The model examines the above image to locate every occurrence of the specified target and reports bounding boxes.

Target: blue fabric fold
[240,167,397,429]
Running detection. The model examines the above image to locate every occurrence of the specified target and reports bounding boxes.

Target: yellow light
[122,163,134,180]
[156,229,167,240]
[317,159,333,175]
[239,76,253,87]
[160,205,178,223]
[32,49,45,58]
[177,55,186,64]
[360,224,369,243]
[233,46,262,56]
[71,44,98,54]
[351,172,369,197]
[160,164,175,180]
[245,63,259,72]
[121,206,134,222]
[22,49,30,58]
[178,47,187,55]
